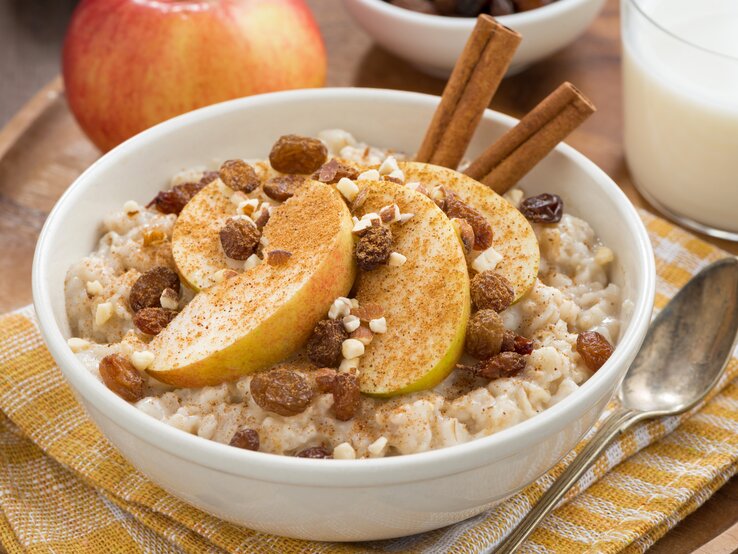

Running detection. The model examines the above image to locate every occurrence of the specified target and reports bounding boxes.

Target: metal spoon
[493,257,738,554]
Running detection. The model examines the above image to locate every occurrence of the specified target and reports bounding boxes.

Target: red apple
[62,0,327,152]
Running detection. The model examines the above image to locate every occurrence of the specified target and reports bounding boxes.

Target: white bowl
[32,88,654,542]
[342,0,607,77]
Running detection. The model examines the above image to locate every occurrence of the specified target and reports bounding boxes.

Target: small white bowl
[342,0,607,77]
[32,88,654,542]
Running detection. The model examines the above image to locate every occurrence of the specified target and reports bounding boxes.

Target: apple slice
[148,181,355,387]
[354,180,470,396]
[400,161,539,301]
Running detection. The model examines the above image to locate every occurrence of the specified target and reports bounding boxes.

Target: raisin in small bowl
[343,0,606,77]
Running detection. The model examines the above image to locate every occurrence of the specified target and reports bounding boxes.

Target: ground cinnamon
[464,82,595,194]
[415,15,521,170]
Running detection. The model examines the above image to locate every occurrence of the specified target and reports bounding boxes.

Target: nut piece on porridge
[263,174,306,201]
[443,194,493,250]
[269,134,328,174]
[451,217,475,255]
[355,226,393,271]
[219,159,259,193]
[219,217,260,260]
[266,249,293,266]
[133,307,177,336]
[129,267,180,312]
[332,372,361,421]
[476,351,527,380]
[465,309,505,359]
[351,302,384,322]
[229,428,260,451]
[99,354,145,402]
[250,369,314,417]
[296,446,332,459]
[577,331,614,371]
[470,271,515,313]
[520,193,564,223]
[307,320,349,367]
[313,159,360,184]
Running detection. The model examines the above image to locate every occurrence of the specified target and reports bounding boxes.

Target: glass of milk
[623,0,738,240]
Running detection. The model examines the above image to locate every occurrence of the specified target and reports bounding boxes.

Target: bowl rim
[343,0,598,28]
[32,87,655,488]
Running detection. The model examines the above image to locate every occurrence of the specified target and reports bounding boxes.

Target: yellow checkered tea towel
[1,210,736,554]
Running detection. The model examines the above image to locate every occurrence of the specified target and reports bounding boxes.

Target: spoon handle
[491,407,643,553]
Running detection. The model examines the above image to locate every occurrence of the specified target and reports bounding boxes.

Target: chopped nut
[339,357,360,373]
[250,369,314,417]
[95,302,113,326]
[332,372,361,421]
[388,252,407,267]
[148,181,205,215]
[378,156,399,175]
[471,271,515,312]
[307,319,348,367]
[577,331,614,371]
[142,228,167,247]
[476,352,527,380]
[328,297,352,320]
[471,245,503,274]
[99,354,144,402]
[356,226,393,271]
[336,177,360,202]
[253,207,271,229]
[452,218,475,255]
[398,212,414,224]
[220,217,260,261]
[133,307,177,335]
[357,169,380,181]
[160,287,179,311]
[123,200,140,216]
[444,195,493,250]
[86,280,104,296]
[266,249,292,266]
[131,350,155,371]
[313,159,360,184]
[465,309,505,359]
[368,436,388,457]
[387,169,405,183]
[342,338,365,359]
[219,159,259,192]
[595,246,614,266]
[129,267,180,312]
[314,367,338,393]
[244,253,262,270]
[369,317,387,334]
[67,337,90,353]
[350,187,369,213]
[379,204,401,224]
[296,446,332,459]
[263,174,306,201]
[236,197,260,216]
[211,268,238,284]
[332,442,356,460]
[229,428,260,451]
[352,217,373,235]
[349,326,374,346]
[269,134,328,174]
[349,298,360,309]
[351,302,384,322]
[342,314,361,333]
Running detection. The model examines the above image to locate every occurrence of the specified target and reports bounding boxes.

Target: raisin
[470,271,515,312]
[219,217,260,260]
[577,331,613,371]
[313,159,360,184]
[219,159,259,192]
[332,373,361,421]
[149,181,205,215]
[490,0,516,14]
[501,331,535,356]
[229,428,260,451]
[314,367,338,393]
[520,193,564,223]
[250,369,314,417]
[296,446,332,459]
[129,267,180,312]
[307,320,348,367]
[465,309,505,359]
[133,307,177,335]
[477,352,527,380]
[266,249,292,266]
[254,208,271,230]
[99,354,144,402]
[434,0,456,15]
[263,174,306,201]
[390,0,438,13]
[356,225,393,271]
[456,0,487,15]
[444,195,493,250]
[200,170,219,185]
[269,135,328,174]
[514,0,551,11]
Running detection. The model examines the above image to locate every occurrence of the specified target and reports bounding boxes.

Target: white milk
[623,0,738,235]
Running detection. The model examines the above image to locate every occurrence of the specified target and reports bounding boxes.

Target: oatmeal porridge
[65,130,623,459]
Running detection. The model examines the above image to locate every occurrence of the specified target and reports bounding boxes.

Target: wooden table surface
[1,0,737,551]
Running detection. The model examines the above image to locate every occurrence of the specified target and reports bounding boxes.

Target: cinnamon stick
[415,15,521,170]
[464,82,595,194]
